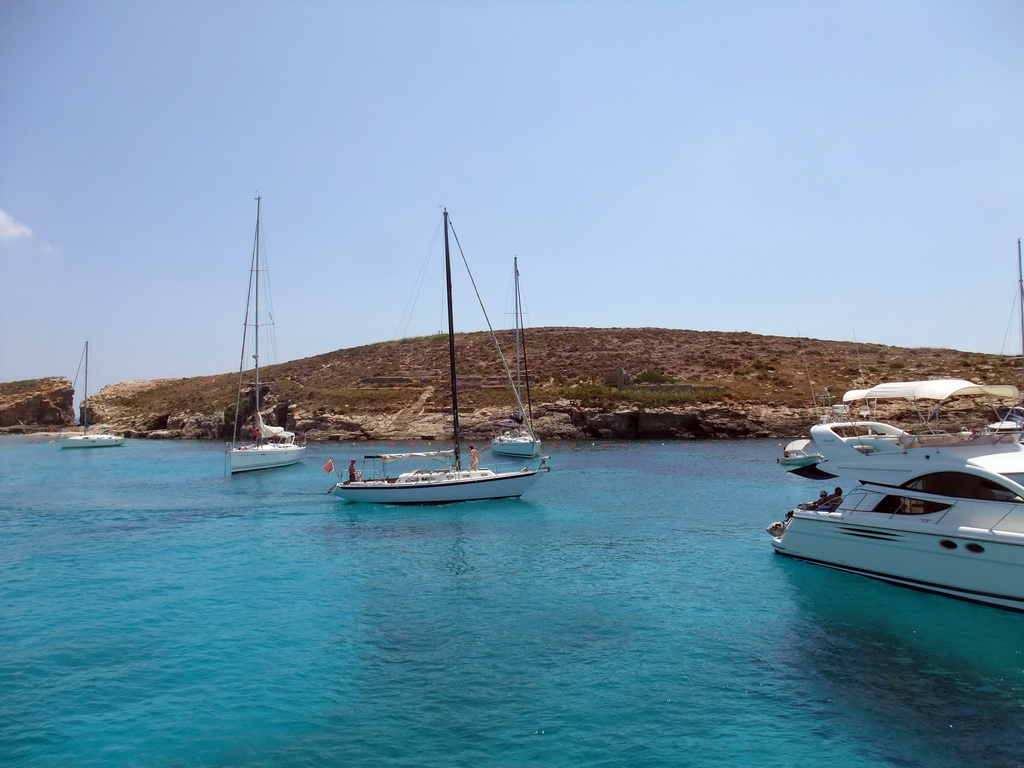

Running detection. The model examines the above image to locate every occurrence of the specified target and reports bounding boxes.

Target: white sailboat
[331,210,549,504]
[491,257,541,458]
[226,196,305,474]
[60,341,126,449]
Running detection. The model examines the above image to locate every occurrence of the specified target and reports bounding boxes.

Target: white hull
[807,422,1021,487]
[490,436,541,457]
[60,434,125,449]
[62,342,123,450]
[228,444,306,473]
[333,467,546,504]
[777,452,821,468]
[771,485,1024,611]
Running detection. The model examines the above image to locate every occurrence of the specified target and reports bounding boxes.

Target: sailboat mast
[444,209,461,470]
[253,196,262,421]
[513,258,534,431]
[83,340,89,430]
[231,198,261,447]
[514,257,522,396]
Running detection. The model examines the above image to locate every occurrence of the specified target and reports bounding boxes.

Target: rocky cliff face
[71,390,813,442]
[0,377,74,428]
[79,386,1000,444]
[0,375,794,440]
[0,376,994,444]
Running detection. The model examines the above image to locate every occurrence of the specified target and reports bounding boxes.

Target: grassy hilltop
[106,326,1014,415]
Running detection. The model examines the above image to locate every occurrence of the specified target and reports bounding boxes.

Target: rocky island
[1,328,1016,441]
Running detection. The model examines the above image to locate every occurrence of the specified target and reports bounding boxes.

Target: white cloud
[0,209,32,241]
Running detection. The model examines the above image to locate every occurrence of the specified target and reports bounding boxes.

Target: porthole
[939,540,958,550]
[966,543,985,554]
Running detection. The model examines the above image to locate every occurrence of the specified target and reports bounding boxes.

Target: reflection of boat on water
[768,379,1024,612]
[491,257,540,458]
[331,210,549,505]
[773,556,1024,767]
[60,341,125,449]
[226,197,305,474]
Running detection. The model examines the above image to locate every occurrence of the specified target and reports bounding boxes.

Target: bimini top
[843,379,1020,403]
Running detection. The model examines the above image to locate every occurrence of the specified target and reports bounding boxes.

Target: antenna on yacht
[796,335,821,419]
[851,328,865,386]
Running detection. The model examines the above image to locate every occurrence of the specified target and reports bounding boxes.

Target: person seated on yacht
[801,490,829,510]
[817,487,843,511]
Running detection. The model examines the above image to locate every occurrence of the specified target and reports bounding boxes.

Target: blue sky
[2,0,1023,395]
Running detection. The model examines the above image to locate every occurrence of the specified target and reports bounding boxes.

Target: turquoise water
[2,436,1024,767]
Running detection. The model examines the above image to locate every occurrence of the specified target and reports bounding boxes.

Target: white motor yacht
[768,379,1024,611]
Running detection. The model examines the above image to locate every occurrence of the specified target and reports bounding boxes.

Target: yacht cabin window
[899,472,1024,503]
[871,495,951,516]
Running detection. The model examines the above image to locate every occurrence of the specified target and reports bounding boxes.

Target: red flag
[323,459,335,473]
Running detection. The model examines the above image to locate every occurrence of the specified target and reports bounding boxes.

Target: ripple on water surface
[2,437,1024,767]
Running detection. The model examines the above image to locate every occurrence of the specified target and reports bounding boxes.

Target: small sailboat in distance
[226,196,305,473]
[491,257,541,458]
[59,341,125,449]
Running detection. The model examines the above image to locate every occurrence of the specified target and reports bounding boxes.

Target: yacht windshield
[998,473,1024,492]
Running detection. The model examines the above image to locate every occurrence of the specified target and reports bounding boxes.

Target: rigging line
[796,336,816,413]
[233,199,260,445]
[501,262,517,329]
[71,341,87,393]
[255,206,279,368]
[513,258,535,424]
[519,311,535,424]
[851,329,864,385]
[1018,238,1023,377]
[999,289,1018,358]
[447,218,529,422]
[394,215,443,341]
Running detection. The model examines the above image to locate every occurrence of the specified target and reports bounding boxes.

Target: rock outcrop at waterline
[0,377,74,428]
[21,381,814,441]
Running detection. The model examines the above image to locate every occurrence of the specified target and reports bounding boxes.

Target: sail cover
[255,411,294,439]
[844,379,1020,402]
[367,450,455,461]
